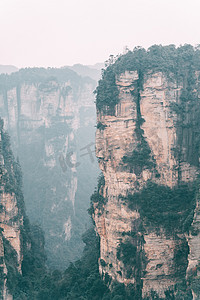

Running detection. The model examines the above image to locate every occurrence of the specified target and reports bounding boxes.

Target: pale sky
[0,0,200,68]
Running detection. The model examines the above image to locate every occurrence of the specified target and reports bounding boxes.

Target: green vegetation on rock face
[125,181,196,233]
[2,235,20,295]
[117,240,137,269]
[95,68,119,113]
[97,121,107,130]
[122,141,155,173]
[0,119,25,214]
[89,173,107,216]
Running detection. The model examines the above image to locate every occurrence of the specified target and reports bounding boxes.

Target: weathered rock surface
[94,70,200,298]
[0,120,24,299]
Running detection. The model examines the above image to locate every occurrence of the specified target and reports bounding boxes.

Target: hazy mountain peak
[0,64,19,74]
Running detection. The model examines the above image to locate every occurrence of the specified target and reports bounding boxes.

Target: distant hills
[0,64,19,74]
[0,63,104,81]
[65,63,104,82]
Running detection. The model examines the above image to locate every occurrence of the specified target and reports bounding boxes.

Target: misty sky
[0,0,200,68]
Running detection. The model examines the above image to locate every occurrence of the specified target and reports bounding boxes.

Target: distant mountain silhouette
[0,65,19,74]
[64,63,104,82]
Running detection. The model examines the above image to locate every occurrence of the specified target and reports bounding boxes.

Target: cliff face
[0,68,99,269]
[93,46,200,299]
[0,119,24,299]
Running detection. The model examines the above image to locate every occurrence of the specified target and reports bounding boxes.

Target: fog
[0,0,200,67]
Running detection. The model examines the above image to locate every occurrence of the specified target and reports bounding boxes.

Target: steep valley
[0,67,100,269]
[1,45,200,299]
